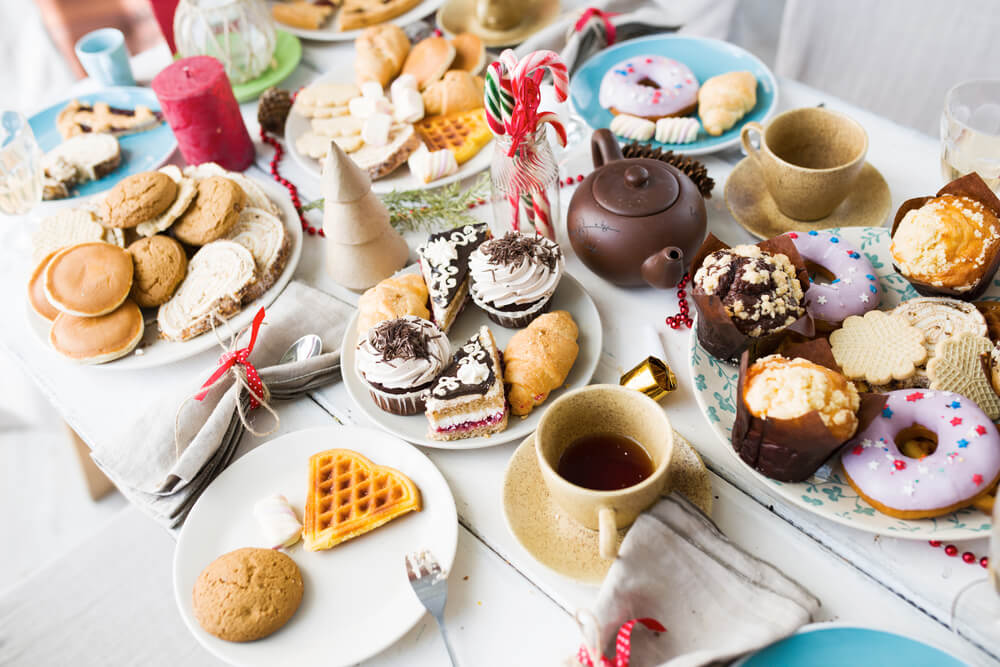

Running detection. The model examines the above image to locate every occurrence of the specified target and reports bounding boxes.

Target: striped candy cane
[536,111,567,147]
[484,61,513,135]
[511,50,569,102]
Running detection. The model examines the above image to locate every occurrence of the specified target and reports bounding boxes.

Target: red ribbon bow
[577,618,666,667]
[194,307,267,410]
[575,7,620,46]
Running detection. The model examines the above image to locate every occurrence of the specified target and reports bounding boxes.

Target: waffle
[927,332,1000,420]
[415,108,492,165]
[303,448,421,552]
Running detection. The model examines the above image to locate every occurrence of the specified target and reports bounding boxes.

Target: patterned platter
[689,226,996,540]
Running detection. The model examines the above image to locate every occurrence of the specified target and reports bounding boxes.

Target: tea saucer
[725,156,892,240]
[502,431,712,584]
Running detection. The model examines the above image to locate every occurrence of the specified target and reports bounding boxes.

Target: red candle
[152,56,255,171]
[148,0,180,53]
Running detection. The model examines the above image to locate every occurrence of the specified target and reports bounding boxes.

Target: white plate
[27,176,303,370]
[269,0,443,42]
[173,425,458,667]
[284,73,493,194]
[342,270,603,449]
[689,226,994,540]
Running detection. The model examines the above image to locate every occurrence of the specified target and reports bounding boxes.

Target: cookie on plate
[102,171,179,229]
[31,208,124,264]
[829,310,927,386]
[134,165,197,238]
[927,332,1000,420]
[192,547,303,643]
[128,235,188,307]
[171,176,246,246]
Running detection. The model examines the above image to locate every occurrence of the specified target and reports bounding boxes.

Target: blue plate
[569,35,778,155]
[739,625,966,666]
[29,87,177,200]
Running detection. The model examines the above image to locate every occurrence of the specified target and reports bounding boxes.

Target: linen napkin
[515,0,738,74]
[573,494,819,667]
[91,281,354,529]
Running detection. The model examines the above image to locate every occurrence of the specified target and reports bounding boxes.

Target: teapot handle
[591,128,624,168]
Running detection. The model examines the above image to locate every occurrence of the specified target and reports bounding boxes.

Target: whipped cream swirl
[356,316,450,390]
[469,234,564,307]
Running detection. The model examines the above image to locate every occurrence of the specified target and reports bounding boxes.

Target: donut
[784,230,881,328]
[842,389,1000,519]
[598,55,699,120]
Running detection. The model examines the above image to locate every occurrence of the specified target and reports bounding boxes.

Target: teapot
[567,129,707,289]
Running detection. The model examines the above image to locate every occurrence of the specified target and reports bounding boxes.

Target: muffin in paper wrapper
[690,233,814,362]
[891,172,1000,301]
[732,338,887,483]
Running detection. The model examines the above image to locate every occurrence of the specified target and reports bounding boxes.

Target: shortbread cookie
[102,171,179,229]
[56,100,161,139]
[135,165,197,237]
[311,115,364,138]
[295,132,363,159]
[830,310,927,385]
[183,163,280,217]
[171,176,246,246]
[27,251,61,321]
[128,235,188,307]
[224,207,290,303]
[295,83,360,114]
[927,332,1000,420]
[192,547,303,643]
[31,208,123,264]
[49,300,144,364]
[45,242,133,317]
[892,297,988,359]
[157,240,257,341]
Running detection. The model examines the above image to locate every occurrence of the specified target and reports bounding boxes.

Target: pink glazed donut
[784,230,881,328]
[598,55,699,119]
[842,389,1000,519]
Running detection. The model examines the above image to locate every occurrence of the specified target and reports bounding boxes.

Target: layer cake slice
[417,222,489,333]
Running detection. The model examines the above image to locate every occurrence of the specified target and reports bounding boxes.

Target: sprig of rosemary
[302,174,491,233]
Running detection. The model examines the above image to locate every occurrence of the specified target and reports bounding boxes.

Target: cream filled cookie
[49,299,144,364]
[44,242,133,317]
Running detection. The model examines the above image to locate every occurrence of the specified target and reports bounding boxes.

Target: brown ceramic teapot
[567,129,707,288]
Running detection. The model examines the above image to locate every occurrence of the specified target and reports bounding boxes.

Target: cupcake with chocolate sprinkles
[356,316,451,415]
[468,232,565,328]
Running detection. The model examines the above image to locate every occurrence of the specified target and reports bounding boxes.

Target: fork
[405,550,458,666]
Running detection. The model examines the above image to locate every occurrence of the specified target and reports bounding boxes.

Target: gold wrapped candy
[620,356,677,401]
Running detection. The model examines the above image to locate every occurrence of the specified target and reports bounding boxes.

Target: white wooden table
[1,27,998,667]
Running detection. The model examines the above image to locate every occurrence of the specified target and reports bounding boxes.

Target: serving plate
[690,226,995,539]
[268,0,444,42]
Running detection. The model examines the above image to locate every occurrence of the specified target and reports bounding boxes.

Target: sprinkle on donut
[599,55,700,120]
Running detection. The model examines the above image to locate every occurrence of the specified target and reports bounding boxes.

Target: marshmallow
[390,73,418,97]
[253,494,302,548]
[408,145,458,184]
[393,88,424,123]
[361,81,385,99]
[362,113,392,146]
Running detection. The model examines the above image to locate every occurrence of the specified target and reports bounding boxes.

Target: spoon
[279,334,323,364]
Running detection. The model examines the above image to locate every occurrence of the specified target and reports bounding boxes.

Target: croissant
[355,25,410,87]
[356,273,430,340]
[504,311,579,416]
[697,71,757,136]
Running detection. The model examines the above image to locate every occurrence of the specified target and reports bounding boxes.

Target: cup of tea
[740,107,868,220]
[75,28,136,87]
[535,384,674,560]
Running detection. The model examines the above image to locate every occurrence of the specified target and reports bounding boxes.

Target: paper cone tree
[321,142,409,290]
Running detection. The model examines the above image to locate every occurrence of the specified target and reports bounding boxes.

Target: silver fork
[405,550,457,666]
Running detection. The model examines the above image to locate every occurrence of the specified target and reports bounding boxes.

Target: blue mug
[75,28,136,86]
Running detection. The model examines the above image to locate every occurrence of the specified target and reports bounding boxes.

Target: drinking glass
[941,80,1000,192]
[0,111,43,216]
[950,499,1000,655]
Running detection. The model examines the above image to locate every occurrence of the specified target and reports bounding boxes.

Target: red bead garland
[665,273,693,330]
[259,127,319,236]
[929,540,989,568]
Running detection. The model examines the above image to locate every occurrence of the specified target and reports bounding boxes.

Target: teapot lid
[593,159,680,217]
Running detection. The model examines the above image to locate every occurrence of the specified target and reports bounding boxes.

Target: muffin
[355,316,451,415]
[891,194,1000,294]
[468,232,564,328]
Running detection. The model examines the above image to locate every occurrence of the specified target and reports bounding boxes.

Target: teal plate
[29,87,177,201]
[738,625,966,666]
[569,34,778,155]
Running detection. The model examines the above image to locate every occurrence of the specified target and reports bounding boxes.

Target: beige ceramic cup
[740,107,869,220]
[535,384,674,560]
[475,0,524,30]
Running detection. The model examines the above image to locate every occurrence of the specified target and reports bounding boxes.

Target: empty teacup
[75,28,136,87]
[740,107,868,220]
[535,384,674,560]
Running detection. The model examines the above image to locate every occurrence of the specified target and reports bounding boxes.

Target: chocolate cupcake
[468,232,564,328]
[355,316,451,415]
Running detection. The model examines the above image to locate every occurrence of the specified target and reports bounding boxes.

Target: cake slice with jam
[425,325,508,441]
[417,223,490,333]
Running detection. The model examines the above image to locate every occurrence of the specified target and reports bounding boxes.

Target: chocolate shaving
[370,319,431,361]
[483,233,560,270]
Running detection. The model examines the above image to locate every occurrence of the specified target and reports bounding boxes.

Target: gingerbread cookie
[134,165,197,237]
[829,310,927,386]
[102,171,179,229]
[171,176,246,246]
[192,547,303,643]
[128,235,188,307]
[927,332,1000,420]
[44,242,133,317]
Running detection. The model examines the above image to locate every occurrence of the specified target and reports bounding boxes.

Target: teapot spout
[641,246,686,289]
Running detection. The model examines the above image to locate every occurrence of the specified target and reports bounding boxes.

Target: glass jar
[0,111,43,216]
[174,0,275,85]
[489,127,560,240]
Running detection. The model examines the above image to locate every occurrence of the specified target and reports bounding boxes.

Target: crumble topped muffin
[693,244,805,337]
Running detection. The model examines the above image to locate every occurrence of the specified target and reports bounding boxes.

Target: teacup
[740,107,868,220]
[75,28,135,87]
[535,384,674,559]
[475,0,524,30]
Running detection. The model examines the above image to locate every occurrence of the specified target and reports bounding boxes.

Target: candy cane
[511,50,569,102]
[484,61,513,134]
[531,191,555,240]
[536,111,567,147]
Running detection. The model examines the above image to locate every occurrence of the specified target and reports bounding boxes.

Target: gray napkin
[574,495,819,667]
[90,281,354,529]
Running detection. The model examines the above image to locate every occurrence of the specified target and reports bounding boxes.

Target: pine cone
[257,87,293,135]
[621,141,715,199]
